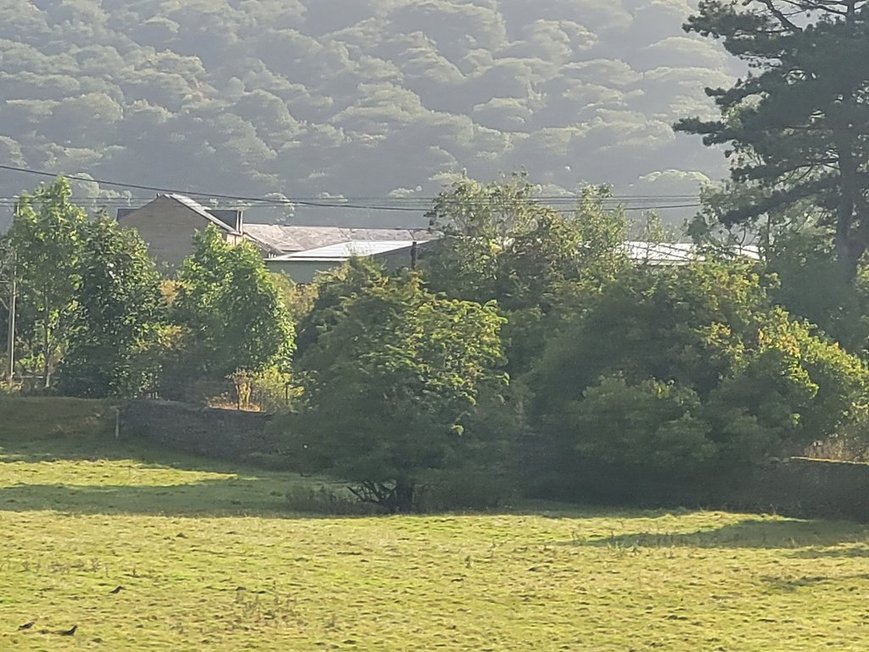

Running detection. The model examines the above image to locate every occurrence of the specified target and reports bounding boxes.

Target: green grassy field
[1,398,868,651]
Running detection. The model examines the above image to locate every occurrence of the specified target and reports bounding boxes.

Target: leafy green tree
[168,226,294,397]
[57,216,166,398]
[294,257,385,358]
[676,1,869,280]
[291,268,508,512]
[691,192,869,354]
[764,221,869,355]
[424,174,630,372]
[424,173,529,304]
[8,179,86,388]
[426,174,628,309]
[531,261,868,498]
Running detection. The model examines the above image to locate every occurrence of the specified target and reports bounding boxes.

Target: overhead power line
[0,163,702,212]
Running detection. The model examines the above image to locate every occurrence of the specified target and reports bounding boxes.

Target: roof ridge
[163,193,240,234]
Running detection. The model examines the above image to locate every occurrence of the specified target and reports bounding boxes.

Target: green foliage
[690,194,869,353]
[167,226,294,397]
[294,257,385,358]
[426,175,628,310]
[267,272,318,322]
[676,1,869,278]
[290,266,509,512]
[568,376,715,475]
[424,174,630,372]
[765,225,869,355]
[8,178,87,387]
[56,216,165,398]
[248,365,298,413]
[532,261,868,496]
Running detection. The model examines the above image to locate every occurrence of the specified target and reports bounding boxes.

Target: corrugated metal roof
[269,240,419,262]
[623,241,760,264]
[260,234,758,265]
[243,224,434,255]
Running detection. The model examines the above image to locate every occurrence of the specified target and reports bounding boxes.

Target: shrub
[290,268,509,513]
[531,261,869,501]
[567,376,715,476]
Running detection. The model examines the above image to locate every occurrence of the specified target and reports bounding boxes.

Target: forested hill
[0,0,733,229]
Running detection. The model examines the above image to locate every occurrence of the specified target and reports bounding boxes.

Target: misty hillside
[0,0,734,228]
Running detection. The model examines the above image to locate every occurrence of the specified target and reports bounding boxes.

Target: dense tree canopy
[57,215,165,398]
[292,265,508,512]
[7,179,86,387]
[167,226,294,396]
[531,261,868,497]
[424,175,630,372]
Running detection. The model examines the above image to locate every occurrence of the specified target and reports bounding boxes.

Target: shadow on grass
[0,478,312,518]
[0,434,253,476]
[572,518,869,550]
[789,546,869,559]
[0,434,352,519]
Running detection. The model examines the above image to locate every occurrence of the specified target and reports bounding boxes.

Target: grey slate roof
[243,224,434,256]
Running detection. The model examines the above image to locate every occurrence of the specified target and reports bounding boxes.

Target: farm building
[117,194,245,269]
[118,194,757,282]
[117,194,434,280]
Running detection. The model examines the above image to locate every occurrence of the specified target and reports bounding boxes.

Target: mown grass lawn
[0,398,868,650]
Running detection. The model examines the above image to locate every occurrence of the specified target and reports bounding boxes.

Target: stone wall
[118,196,204,269]
[121,402,869,521]
[524,435,869,522]
[120,400,280,464]
[718,457,869,522]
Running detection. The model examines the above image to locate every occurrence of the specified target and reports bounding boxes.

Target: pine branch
[755,0,803,32]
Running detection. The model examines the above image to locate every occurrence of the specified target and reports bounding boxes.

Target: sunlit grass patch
[0,400,868,650]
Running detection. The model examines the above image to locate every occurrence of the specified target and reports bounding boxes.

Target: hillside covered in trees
[0,0,734,228]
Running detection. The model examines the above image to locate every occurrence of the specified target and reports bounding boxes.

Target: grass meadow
[0,398,868,650]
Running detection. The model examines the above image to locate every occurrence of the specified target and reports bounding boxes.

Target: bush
[531,261,869,501]
[567,376,715,476]
[249,366,299,413]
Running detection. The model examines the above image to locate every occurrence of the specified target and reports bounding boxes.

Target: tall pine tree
[677,1,869,280]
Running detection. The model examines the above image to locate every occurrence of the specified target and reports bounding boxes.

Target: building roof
[268,240,422,263]
[243,224,433,256]
[260,235,758,266]
[623,241,760,265]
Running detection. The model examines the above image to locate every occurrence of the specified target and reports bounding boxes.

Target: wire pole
[5,253,15,385]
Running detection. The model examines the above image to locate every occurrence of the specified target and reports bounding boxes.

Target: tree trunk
[42,320,51,389]
[834,138,865,283]
[349,479,417,513]
[392,479,416,514]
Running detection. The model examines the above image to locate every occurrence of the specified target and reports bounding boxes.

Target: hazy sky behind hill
[0,0,735,229]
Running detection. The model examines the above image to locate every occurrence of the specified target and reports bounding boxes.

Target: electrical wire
[0,162,703,212]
